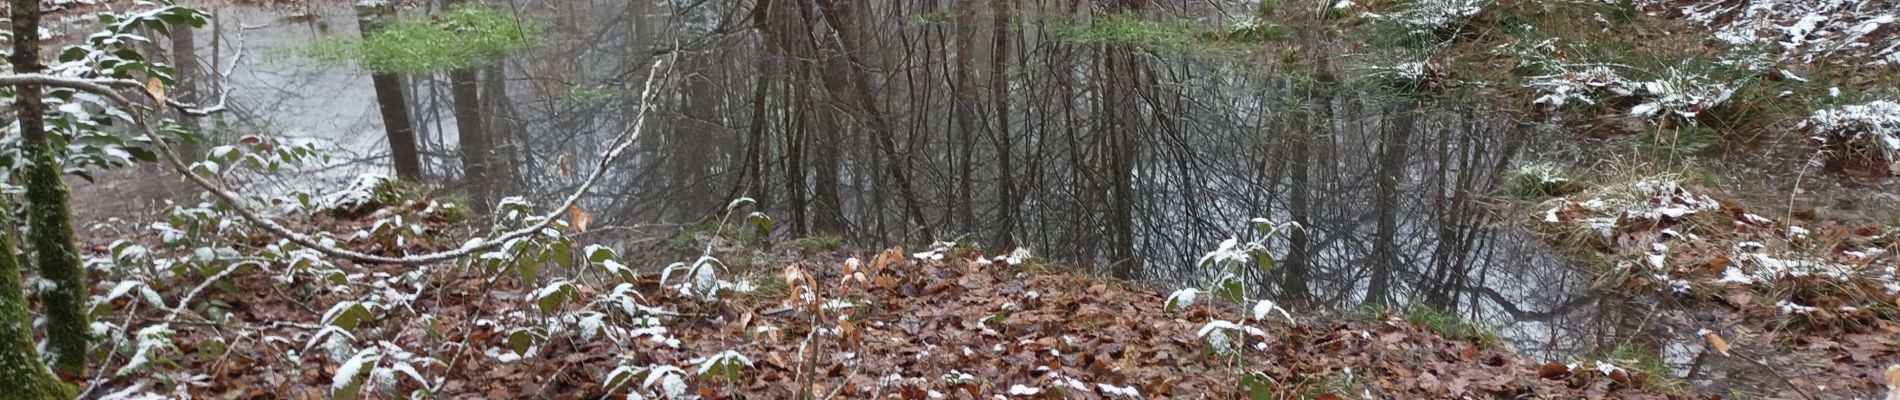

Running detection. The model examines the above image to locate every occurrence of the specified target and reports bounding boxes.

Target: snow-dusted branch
[0,59,670,265]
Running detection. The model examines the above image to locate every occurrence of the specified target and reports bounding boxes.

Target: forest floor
[73,192,1682,400]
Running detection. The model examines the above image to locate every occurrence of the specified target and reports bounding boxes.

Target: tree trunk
[444,0,492,208]
[170,20,206,161]
[812,0,933,241]
[357,2,424,181]
[1367,104,1414,307]
[0,193,75,399]
[9,0,92,377]
[449,68,490,208]
[951,0,978,234]
[988,0,1016,249]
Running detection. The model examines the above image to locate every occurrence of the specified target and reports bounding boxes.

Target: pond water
[75,0,1705,370]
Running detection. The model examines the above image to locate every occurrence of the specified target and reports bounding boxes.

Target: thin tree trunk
[358,2,424,181]
[9,0,91,376]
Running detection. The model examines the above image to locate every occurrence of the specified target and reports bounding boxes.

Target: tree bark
[9,0,92,377]
[0,193,75,399]
[357,2,424,181]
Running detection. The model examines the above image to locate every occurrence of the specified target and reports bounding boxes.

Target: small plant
[1165,219,1298,395]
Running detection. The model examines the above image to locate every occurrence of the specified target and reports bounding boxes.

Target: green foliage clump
[792,234,843,255]
[1402,305,1502,348]
[311,5,540,74]
[1046,12,1283,50]
[1505,162,1587,200]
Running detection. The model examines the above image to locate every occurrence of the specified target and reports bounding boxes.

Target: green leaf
[517,257,540,284]
[507,329,538,356]
[587,245,616,263]
[324,303,374,330]
[603,365,645,393]
[535,282,575,314]
[551,241,573,268]
[747,212,774,235]
[1238,372,1274,400]
[1250,249,1274,273]
[1215,274,1245,303]
[333,352,378,400]
[196,338,227,357]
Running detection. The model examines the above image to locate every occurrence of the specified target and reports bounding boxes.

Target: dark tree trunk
[357,2,424,181]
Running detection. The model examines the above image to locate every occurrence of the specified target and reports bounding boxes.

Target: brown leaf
[1608,369,1633,387]
[1702,330,1731,356]
[1708,254,1730,270]
[146,76,167,111]
[1538,362,1570,380]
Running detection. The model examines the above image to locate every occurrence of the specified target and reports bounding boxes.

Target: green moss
[21,139,90,376]
[0,195,77,399]
[311,5,540,74]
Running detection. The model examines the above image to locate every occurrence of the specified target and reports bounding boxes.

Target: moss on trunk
[0,193,79,400]
[21,142,91,377]
[9,0,92,377]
